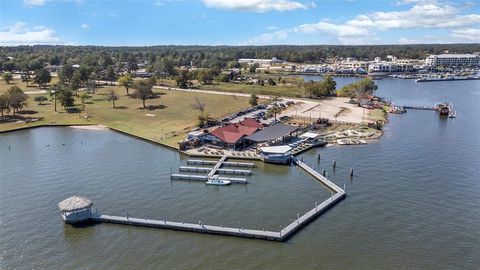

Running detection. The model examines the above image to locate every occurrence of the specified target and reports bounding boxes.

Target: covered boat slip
[259,145,293,165]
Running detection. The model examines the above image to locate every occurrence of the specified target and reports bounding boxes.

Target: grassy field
[199,82,304,97]
[367,108,388,122]
[0,77,60,94]
[0,79,254,148]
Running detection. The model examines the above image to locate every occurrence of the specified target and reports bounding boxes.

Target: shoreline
[0,120,384,153]
[70,124,109,131]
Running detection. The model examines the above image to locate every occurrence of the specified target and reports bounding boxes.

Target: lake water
[1,77,480,269]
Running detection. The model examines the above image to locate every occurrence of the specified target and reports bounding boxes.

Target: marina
[58,157,345,241]
[171,155,254,184]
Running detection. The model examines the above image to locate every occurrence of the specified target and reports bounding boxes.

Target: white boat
[337,139,367,145]
[449,111,456,118]
[206,176,231,186]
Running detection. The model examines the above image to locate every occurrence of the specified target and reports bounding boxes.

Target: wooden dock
[208,155,227,178]
[187,159,255,168]
[64,155,347,242]
[401,105,437,111]
[280,191,345,240]
[293,158,343,193]
[179,166,252,175]
[170,173,248,184]
[91,214,281,241]
[77,158,345,242]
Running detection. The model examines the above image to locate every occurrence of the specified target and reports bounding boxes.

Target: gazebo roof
[58,196,93,212]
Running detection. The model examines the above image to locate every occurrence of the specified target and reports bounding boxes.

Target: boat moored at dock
[416,75,480,82]
[206,176,231,185]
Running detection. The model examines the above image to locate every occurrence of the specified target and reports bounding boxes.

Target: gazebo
[58,196,93,223]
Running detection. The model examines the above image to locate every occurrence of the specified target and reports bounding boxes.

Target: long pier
[401,105,437,111]
[70,158,345,242]
[293,158,343,193]
[91,214,281,241]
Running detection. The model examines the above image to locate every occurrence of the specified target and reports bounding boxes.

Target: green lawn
[367,108,388,122]
[0,80,255,148]
[198,82,304,97]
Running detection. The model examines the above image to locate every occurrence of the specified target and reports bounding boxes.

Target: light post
[362,107,365,124]
[50,89,57,112]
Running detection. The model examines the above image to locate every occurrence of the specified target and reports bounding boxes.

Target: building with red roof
[204,118,263,149]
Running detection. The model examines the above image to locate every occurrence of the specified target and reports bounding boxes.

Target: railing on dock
[82,157,345,242]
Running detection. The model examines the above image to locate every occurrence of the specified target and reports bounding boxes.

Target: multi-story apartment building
[425,54,480,67]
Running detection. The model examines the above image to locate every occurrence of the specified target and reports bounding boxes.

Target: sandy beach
[70,125,109,130]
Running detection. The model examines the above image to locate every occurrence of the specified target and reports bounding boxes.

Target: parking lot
[225,101,295,125]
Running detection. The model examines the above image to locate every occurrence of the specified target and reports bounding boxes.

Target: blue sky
[0,0,479,46]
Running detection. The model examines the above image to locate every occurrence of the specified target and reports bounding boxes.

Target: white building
[339,58,370,69]
[368,62,415,73]
[425,54,480,67]
[302,65,332,73]
[238,57,282,65]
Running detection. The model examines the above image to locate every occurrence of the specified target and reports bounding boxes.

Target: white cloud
[244,0,480,44]
[346,2,480,30]
[247,30,289,44]
[202,0,308,12]
[398,37,420,44]
[294,21,369,37]
[451,28,480,41]
[81,23,91,29]
[24,0,46,6]
[0,22,61,45]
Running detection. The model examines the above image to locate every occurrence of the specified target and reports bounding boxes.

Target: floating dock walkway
[187,159,255,168]
[208,155,227,178]
[293,158,343,193]
[64,158,345,242]
[179,166,252,175]
[400,105,436,111]
[170,174,248,184]
[171,155,253,184]
[91,214,281,241]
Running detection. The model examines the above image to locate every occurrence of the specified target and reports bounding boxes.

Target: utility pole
[51,89,57,112]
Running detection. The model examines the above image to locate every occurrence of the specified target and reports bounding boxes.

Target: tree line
[1,44,479,72]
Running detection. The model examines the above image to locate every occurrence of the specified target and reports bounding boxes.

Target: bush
[34,96,48,103]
